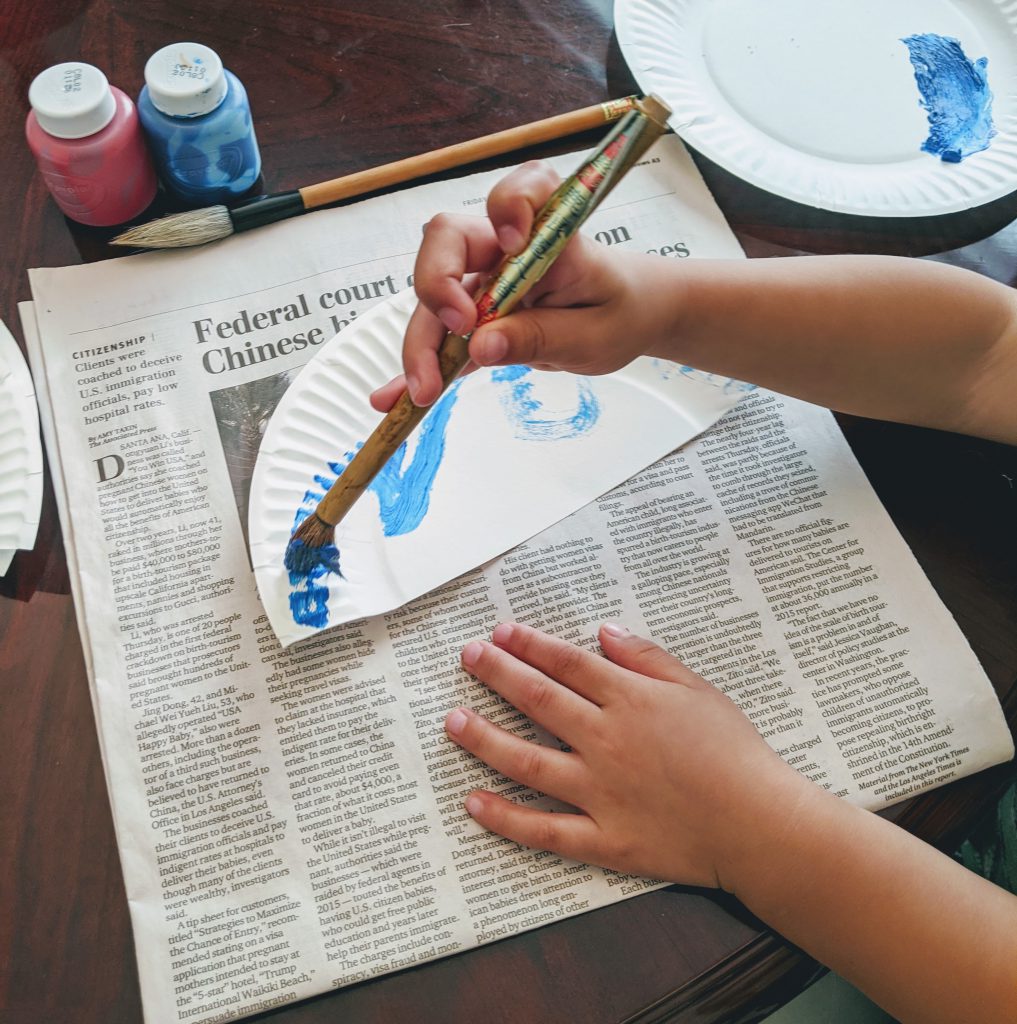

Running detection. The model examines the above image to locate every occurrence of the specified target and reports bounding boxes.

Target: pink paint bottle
[26,62,158,227]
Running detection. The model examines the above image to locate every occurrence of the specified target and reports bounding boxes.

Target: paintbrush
[284,94,671,578]
[111,97,642,249]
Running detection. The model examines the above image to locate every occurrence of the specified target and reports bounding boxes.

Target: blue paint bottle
[137,42,260,204]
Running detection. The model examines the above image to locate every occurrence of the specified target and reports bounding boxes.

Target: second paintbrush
[112,97,640,249]
[285,93,671,577]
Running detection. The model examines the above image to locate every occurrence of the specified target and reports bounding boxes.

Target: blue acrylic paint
[285,530,342,630]
[284,537,342,578]
[491,365,600,441]
[285,385,462,627]
[651,359,756,395]
[902,33,995,163]
[288,582,331,630]
[368,381,462,535]
[284,448,357,629]
[138,42,261,203]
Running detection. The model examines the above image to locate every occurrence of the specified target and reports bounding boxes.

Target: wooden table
[2,2,1015,1022]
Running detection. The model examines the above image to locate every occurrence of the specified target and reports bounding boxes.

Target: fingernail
[407,375,423,404]
[601,621,630,638]
[446,708,469,736]
[475,331,509,365]
[491,622,513,646]
[439,307,465,334]
[497,225,525,253]
[462,641,483,668]
[465,794,484,817]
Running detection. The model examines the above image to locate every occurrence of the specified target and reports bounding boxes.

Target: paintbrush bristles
[111,206,233,248]
[290,512,332,550]
[286,514,343,573]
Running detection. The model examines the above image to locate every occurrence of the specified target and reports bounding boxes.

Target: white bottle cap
[28,62,117,140]
[144,42,228,117]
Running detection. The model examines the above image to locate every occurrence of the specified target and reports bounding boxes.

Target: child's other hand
[444,622,814,891]
[371,161,668,411]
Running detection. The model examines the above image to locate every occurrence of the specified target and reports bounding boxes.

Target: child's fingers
[460,638,599,743]
[486,622,630,706]
[412,213,501,332]
[369,374,407,413]
[401,301,449,405]
[461,790,606,865]
[469,304,603,370]
[486,161,562,254]
[597,623,709,691]
[444,706,585,805]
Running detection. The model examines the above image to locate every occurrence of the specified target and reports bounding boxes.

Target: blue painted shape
[288,581,331,629]
[491,365,600,441]
[902,34,995,163]
[284,537,342,578]
[677,364,757,395]
[649,358,756,395]
[368,381,462,536]
[284,386,462,627]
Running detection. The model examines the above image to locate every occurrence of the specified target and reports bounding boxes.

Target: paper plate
[0,319,43,560]
[248,289,748,646]
[615,0,1017,215]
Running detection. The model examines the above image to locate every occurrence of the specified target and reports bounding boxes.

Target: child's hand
[371,161,675,411]
[444,621,814,891]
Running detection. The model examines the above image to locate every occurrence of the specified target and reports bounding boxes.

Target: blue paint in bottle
[138,42,261,204]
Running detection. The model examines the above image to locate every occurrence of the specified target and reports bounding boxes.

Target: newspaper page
[23,138,1013,1024]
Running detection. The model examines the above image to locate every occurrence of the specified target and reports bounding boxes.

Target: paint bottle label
[38,172,107,217]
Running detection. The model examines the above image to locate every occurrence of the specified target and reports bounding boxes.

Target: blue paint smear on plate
[285,383,462,628]
[369,380,462,536]
[491,365,600,440]
[285,450,356,630]
[902,33,995,163]
[652,359,756,395]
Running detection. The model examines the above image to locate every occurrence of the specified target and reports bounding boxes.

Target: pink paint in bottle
[26,62,158,227]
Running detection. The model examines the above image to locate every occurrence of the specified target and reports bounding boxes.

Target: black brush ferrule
[229,191,306,233]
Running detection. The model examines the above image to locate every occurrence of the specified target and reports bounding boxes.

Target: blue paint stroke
[284,384,462,627]
[902,34,995,163]
[284,448,356,629]
[652,359,756,395]
[491,365,600,441]
[369,381,462,535]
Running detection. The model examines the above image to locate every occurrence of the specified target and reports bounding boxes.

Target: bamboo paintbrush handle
[297,97,638,210]
[313,332,472,527]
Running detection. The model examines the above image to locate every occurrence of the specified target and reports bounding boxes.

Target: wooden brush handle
[313,333,472,527]
[298,98,638,210]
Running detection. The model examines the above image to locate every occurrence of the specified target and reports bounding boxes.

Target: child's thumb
[469,306,589,372]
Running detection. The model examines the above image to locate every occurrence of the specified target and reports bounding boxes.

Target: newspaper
[22,137,1013,1024]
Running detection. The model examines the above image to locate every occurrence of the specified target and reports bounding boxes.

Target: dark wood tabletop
[2,2,1016,1023]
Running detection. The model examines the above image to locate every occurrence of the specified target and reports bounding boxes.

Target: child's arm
[381,162,1017,444]
[446,623,1017,1024]
[632,252,1017,445]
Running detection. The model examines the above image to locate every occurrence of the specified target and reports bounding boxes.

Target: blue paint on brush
[284,449,357,628]
[902,33,995,163]
[284,537,342,577]
[491,365,600,440]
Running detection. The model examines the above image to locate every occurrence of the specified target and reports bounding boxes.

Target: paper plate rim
[615,0,1017,216]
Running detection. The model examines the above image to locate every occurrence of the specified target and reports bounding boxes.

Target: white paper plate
[616,0,1017,215]
[249,289,748,646]
[0,319,43,561]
